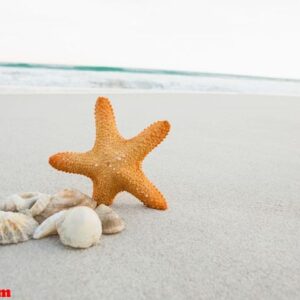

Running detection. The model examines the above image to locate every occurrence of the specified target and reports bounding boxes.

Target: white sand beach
[0,93,300,299]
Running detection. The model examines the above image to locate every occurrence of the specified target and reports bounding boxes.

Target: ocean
[1,63,300,95]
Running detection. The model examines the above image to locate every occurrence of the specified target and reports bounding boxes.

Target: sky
[0,0,300,79]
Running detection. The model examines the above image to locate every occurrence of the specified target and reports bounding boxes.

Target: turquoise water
[1,62,300,95]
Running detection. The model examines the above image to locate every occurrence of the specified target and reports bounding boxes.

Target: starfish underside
[49,97,170,210]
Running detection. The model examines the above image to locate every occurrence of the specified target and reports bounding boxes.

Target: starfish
[49,97,171,210]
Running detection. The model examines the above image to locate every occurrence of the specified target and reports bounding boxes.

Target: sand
[0,93,300,300]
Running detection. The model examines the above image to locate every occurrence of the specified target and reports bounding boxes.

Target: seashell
[0,211,38,244]
[57,206,102,248]
[95,204,125,234]
[34,206,102,249]
[29,195,51,218]
[33,210,66,239]
[0,192,51,213]
[31,188,97,224]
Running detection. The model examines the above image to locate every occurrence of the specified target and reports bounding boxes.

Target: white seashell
[33,210,66,239]
[95,204,125,234]
[31,189,97,224]
[0,192,51,213]
[34,206,102,249]
[0,211,38,244]
[29,195,52,217]
[57,207,102,249]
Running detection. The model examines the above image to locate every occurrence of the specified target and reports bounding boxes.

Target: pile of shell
[0,189,125,249]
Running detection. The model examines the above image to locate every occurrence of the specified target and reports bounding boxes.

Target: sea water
[0,63,300,95]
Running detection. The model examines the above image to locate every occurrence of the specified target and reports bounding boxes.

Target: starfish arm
[49,152,93,176]
[92,178,121,206]
[119,168,168,210]
[94,97,121,147]
[128,121,170,160]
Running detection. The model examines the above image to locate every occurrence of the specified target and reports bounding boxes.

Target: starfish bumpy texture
[49,97,171,210]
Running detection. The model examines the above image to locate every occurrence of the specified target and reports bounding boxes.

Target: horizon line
[0,62,299,83]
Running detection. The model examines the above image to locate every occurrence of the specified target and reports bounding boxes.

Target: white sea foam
[1,65,300,95]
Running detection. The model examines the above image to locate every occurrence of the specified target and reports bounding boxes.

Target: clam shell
[95,204,125,234]
[0,211,38,244]
[32,189,97,224]
[57,206,102,249]
[34,206,102,249]
[0,192,51,213]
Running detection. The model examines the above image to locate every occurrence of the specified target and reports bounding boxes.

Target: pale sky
[0,0,300,78]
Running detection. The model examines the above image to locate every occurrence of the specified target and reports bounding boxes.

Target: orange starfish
[49,97,171,210]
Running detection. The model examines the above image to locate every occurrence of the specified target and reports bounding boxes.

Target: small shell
[0,192,51,213]
[32,189,97,224]
[95,204,125,234]
[57,207,102,249]
[34,207,102,249]
[29,195,52,217]
[33,210,66,239]
[0,211,38,244]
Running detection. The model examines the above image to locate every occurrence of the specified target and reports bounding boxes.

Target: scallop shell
[0,211,38,244]
[31,188,97,224]
[0,192,51,213]
[95,204,125,234]
[34,206,102,249]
